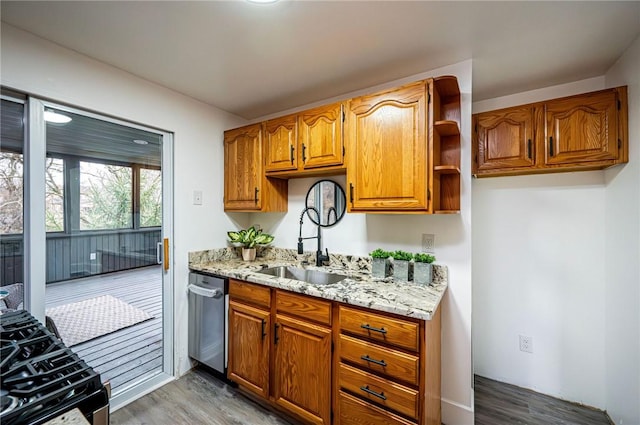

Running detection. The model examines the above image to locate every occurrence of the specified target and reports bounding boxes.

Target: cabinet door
[224,123,263,210]
[346,82,427,211]
[273,314,332,425]
[264,114,298,172]
[474,106,536,173]
[545,89,619,165]
[299,102,344,169]
[228,300,270,398]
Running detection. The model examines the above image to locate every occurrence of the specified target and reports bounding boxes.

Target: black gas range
[0,310,110,425]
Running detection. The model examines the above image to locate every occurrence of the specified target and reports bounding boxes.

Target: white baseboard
[442,397,474,425]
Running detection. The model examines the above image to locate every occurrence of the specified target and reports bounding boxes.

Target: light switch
[193,190,203,205]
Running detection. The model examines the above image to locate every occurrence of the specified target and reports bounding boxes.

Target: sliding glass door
[0,93,26,310]
[5,95,174,407]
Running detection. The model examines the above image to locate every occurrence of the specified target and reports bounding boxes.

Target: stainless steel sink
[258,266,346,285]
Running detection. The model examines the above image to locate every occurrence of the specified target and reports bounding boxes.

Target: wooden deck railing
[0,228,161,284]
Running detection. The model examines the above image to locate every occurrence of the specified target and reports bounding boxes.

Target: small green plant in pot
[390,250,414,281]
[369,248,392,278]
[413,253,436,285]
[227,226,274,261]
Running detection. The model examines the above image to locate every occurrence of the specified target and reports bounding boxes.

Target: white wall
[0,24,248,376]
[472,77,611,409]
[252,61,474,424]
[604,34,640,425]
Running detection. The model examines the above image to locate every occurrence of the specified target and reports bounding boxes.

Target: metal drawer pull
[360,355,387,367]
[261,319,267,340]
[360,324,387,334]
[360,385,387,400]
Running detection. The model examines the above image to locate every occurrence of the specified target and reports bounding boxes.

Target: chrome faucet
[298,206,330,267]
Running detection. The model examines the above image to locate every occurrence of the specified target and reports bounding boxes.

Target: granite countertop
[188,248,447,321]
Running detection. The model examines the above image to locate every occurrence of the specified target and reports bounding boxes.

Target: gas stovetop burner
[0,389,20,416]
[1,310,109,425]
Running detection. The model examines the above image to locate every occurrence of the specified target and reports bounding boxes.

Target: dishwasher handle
[188,284,223,299]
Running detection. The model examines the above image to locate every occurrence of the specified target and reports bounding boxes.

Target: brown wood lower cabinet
[273,314,332,424]
[227,279,441,425]
[227,300,271,398]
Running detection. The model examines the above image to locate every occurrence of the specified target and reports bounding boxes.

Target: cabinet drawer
[339,306,419,352]
[338,334,419,386]
[229,279,271,308]
[338,363,419,420]
[276,290,332,326]
[337,390,415,425]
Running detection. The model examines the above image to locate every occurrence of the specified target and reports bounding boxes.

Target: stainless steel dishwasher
[188,272,228,375]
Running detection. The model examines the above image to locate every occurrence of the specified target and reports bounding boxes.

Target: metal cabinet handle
[254,187,259,204]
[360,324,387,334]
[549,136,554,156]
[349,183,354,204]
[274,323,280,344]
[360,355,387,367]
[290,145,295,164]
[302,143,307,163]
[261,319,267,340]
[360,385,387,400]
[527,139,532,159]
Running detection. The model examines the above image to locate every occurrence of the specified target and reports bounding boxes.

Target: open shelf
[433,76,460,99]
[434,165,461,174]
[434,120,460,137]
[431,76,461,214]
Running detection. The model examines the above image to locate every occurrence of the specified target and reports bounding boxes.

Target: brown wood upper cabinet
[473,86,628,177]
[346,81,428,212]
[265,102,345,177]
[346,77,461,214]
[224,75,461,213]
[224,123,288,211]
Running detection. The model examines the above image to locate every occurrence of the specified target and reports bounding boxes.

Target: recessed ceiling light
[133,139,149,145]
[246,0,279,3]
[44,110,72,124]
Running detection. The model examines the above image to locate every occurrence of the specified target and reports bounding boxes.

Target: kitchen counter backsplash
[188,247,447,320]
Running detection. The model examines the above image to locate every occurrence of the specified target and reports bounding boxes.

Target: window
[45,158,64,232]
[140,168,161,228]
[79,162,133,230]
[0,151,24,235]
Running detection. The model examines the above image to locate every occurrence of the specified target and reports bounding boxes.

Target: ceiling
[1,1,639,120]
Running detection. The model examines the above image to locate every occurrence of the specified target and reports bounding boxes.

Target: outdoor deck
[45,265,163,394]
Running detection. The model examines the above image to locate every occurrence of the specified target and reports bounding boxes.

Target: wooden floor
[111,368,294,425]
[45,265,163,394]
[474,375,612,425]
[113,371,613,425]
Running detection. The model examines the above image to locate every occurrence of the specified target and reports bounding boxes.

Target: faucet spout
[298,206,330,266]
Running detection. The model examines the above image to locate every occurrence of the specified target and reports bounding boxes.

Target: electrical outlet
[422,234,435,253]
[89,252,96,261]
[519,335,533,353]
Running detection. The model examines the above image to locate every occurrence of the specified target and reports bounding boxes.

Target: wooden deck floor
[45,265,163,394]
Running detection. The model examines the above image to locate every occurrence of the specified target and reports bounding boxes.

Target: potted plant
[413,253,436,285]
[390,250,414,281]
[369,248,392,278]
[227,226,275,261]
